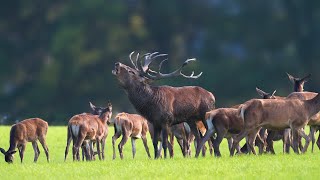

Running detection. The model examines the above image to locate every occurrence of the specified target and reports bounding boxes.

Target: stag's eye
[128,70,136,75]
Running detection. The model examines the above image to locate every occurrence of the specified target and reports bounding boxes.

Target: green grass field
[0,126,319,179]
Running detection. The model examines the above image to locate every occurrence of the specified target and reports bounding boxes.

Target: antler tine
[143,57,202,80]
[129,51,138,69]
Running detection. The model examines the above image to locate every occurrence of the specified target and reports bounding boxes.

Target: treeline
[0,0,319,124]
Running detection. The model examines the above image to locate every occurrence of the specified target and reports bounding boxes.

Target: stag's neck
[294,86,303,92]
[126,83,158,116]
[305,93,320,117]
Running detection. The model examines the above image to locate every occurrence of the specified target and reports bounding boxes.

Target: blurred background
[0,0,319,125]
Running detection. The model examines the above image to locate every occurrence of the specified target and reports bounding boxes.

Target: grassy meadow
[0,126,320,179]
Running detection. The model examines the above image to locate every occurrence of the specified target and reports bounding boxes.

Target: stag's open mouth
[112,63,120,75]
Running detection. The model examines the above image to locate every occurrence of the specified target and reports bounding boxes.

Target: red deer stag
[64,102,112,161]
[111,112,151,159]
[112,52,215,158]
[230,92,320,156]
[0,118,49,163]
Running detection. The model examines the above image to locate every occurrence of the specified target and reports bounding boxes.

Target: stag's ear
[9,150,16,155]
[89,102,96,110]
[256,87,267,98]
[286,72,295,84]
[0,148,6,154]
[301,74,311,82]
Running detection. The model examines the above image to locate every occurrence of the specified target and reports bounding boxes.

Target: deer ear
[89,102,96,110]
[256,87,266,97]
[286,72,295,84]
[0,148,6,154]
[301,74,311,82]
[9,150,16,155]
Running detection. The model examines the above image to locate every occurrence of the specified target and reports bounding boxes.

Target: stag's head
[0,148,16,163]
[89,102,113,123]
[112,52,202,88]
[256,87,277,99]
[287,73,311,92]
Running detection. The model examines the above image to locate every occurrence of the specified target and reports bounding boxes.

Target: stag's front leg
[101,138,106,160]
[231,130,248,156]
[131,138,136,159]
[96,138,102,160]
[188,121,202,157]
[152,127,161,159]
[161,126,169,158]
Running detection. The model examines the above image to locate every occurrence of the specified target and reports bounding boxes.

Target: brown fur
[0,118,49,163]
[113,53,215,158]
[230,93,320,155]
[111,112,151,159]
[64,103,112,161]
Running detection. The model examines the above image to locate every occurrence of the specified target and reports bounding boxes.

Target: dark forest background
[0,0,319,124]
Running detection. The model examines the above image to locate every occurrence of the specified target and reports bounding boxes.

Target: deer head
[112,51,202,88]
[256,87,277,99]
[0,148,16,163]
[89,102,113,123]
[286,73,311,92]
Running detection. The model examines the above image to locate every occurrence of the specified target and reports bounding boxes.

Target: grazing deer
[0,118,49,163]
[112,52,215,158]
[64,102,112,161]
[230,92,320,156]
[110,112,151,159]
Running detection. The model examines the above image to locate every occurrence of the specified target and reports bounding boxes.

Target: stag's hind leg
[118,133,129,159]
[297,127,310,153]
[64,126,72,161]
[112,132,121,160]
[309,126,317,153]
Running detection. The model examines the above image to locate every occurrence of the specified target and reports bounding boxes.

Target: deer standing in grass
[195,88,275,157]
[0,118,49,163]
[112,52,215,158]
[64,102,112,161]
[230,90,320,155]
[111,112,151,159]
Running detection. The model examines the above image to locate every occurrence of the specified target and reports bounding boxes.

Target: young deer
[0,118,49,163]
[64,102,112,161]
[111,112,151,159]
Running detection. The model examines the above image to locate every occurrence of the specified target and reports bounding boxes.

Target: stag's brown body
[113,52,215,158]
[231,93,320,155]
[111,112,151,159]
[0,118,49,163]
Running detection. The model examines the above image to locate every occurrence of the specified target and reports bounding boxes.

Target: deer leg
[316,127,320,150]
[231,130,248,156]
[18,144,25,163]
[141,135,151,158]
[32,142,40,162]
[283,129,291,154]
[96,138,102,160]
[168,132,174,158]
[213,128,227,157]
[131,138,137,159]
[112,132,121,160]
[161,126,169,159]
[188,121,201,157]
[101,138,106,160]
[291,129,300,154]
[208,139,213,156]
[64,126,72,161]
[195,125,215,157]
[266,130,276,154]
[309,126,316,153]
[297,127,310,153]
[247,128,261,155]
[118,134,129,159]
[152,127,161,159]
[39,136,50,162]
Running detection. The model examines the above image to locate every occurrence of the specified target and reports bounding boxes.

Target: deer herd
[1,51,320,163]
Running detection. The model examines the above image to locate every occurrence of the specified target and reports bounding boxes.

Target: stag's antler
[130,51,202,80]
